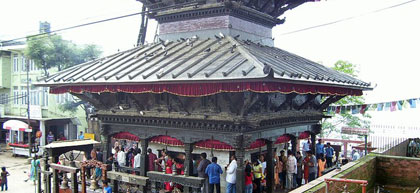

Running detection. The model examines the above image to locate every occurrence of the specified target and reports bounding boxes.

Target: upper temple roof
[37,35,371,91]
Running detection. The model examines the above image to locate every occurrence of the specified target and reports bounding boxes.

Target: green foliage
[321,60,371,139]
[25,34,102,75]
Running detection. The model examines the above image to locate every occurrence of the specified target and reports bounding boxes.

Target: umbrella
[2,120,31,132]
[112,132,139,141]
[150,135,184,147]
[195,139,233,151]
[275,135,291,144]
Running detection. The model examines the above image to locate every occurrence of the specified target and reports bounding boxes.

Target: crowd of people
[100,139,338,193]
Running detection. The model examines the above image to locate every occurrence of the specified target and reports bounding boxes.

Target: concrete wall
[305,156,377,193]
[376,155,420,187]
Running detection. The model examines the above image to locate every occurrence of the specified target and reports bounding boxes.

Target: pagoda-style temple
[37,0,371,192]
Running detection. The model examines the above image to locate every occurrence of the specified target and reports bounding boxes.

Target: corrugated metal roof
[42,139,100,149]
[37,35,370,89]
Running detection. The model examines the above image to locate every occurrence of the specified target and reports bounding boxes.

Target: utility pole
[26,59,32,158]
[136,4,148,46]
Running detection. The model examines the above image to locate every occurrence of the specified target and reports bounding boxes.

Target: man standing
[286,150,297,190]
[279,150,288,188]
[147,148,157,171]
[96,148,103,162]
[198,153,211,193]
[226,155,237,193]
[302,139,311,156]
[306,151,317,182]
[315,139,325,160]
[117,147,126,167]
[205,157,223,193]
[325,143,335,168]
[47,131,55,144]
[296,151,303,187]
[133,150,141,174]
[78,131,84,140]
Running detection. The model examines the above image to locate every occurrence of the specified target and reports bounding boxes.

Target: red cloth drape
[298,131,311,140]
[50,81,363,97]
[275,135,291,144]
[248,139,266,150]
[113,132,139,141]
[195,139,233,151]
[150,135,184,147]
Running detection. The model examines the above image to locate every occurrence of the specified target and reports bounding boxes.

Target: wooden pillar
[140,139,148,193]
[266,140,274,193]
[81,167,86,193]
[43,154,51,193]
[235,147,245,193]
[311,133,316,153]
[103,134,111,161]
[140,139,148,176]
[112,179,119,193]
[291,135,297,155]
[184,143,194,176]
[71,172,78,193]
[343,142,348,159]
[52,156,59,193]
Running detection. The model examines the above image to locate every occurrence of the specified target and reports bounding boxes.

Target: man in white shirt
[117,147,126,167]
[134,149,141,170]
[286,150,297,190]
[302,139,311,157]
[225,155,237,193]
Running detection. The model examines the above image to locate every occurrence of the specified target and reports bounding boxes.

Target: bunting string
[327,98,419,115]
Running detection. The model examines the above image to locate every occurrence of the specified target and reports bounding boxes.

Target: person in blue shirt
[315,139,325,160]
[103,180,111,193]
[79,131,84,140]
[205,157,223,193]
[325,143,335,168]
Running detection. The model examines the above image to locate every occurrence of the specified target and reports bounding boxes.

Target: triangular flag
[397,101,403,110]
[335,106,341,114]
[391,101,397,112]
[403,100,410,108]
[351,106,358,114]
[385,102,391,111]
[369,104,377,111]
[360,105,367,114]
[409,99,417,108]
[377,103,383,111]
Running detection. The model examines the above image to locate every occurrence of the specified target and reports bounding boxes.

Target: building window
[21,86,27,105]
[41,87,49,106]
[29,60,38,71]
[21,56,27,72]
[13,87,19,105]
[0,93,9,104]
[13,54,19,72]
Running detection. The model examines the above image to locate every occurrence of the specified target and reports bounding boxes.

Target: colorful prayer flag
[397,101,403,110]
[335,106,341,114]
[409,99,417,108]
[385,102,391,111]
[391,102,397,112]
[377,103,383,111]
[360,105,367,114]
[403,100,409,108]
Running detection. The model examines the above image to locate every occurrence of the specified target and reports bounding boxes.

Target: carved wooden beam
[72,93,107,109]
[318,95,345,110]
[277,93,297,111]
[240,92,260,116]
[223,93,240,115]
[297,94,317,110]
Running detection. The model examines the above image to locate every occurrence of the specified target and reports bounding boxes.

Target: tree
[25,34,101,121]
[25,34,102,75]
[321,60,371,139]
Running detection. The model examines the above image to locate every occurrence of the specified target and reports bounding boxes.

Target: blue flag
[377,103,384,111]
[397,101,403,110]
[409,99,417,108]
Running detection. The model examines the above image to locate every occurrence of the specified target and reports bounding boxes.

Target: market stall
[2,120,32,156]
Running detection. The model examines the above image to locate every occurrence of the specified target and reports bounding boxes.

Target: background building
[0,25,88,154]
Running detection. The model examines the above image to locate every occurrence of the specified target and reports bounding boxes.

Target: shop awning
[248,139,266,150]
[149,135,184,147]
[2,120,31,132]
[298,131,311,139]
[195,139,234,151]
[275,135,291,144]
[113,132,139,141]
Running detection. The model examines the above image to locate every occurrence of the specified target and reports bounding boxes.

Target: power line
[280,0,418,36]
[0,11,146,45]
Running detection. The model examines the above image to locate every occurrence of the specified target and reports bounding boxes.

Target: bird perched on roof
[219,32,225,38]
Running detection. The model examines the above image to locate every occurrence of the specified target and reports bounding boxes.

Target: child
[103,180,111,193]
[1,167,10,191]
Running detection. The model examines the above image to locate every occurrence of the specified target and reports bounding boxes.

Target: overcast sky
[2,0,419,129]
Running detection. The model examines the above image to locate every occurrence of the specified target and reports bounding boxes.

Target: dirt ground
[0,145,39,193]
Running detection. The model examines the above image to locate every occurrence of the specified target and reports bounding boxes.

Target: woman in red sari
[303,153,310,184]
[174,158,185,191]
[164,155,174,192]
